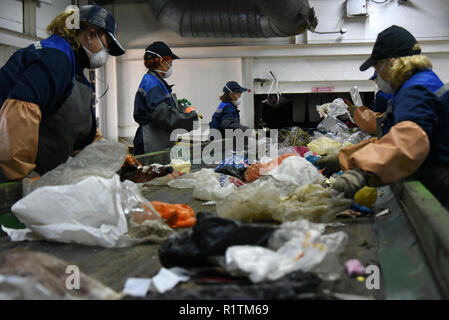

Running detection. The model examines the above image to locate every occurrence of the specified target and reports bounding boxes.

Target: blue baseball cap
[80,5,125,56]
[360,25,420,71]
[223,81,249,94]
[145,41,180,60]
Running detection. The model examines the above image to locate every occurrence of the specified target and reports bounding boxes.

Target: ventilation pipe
[146,0,318,38]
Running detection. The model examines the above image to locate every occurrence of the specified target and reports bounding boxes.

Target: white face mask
[377,61,395,94]
[160,61,173,79]
[83,33,110,69]
[146,50,173,78]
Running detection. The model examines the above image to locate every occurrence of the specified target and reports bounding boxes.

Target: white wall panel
[307,0,449,43]
[116,57,243,137]
[0,0,23,33]
[36,0,72,39]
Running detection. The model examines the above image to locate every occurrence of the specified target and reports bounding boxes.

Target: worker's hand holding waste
[344,99,358,118]
[332,169,369,199]
[315,154,341,177]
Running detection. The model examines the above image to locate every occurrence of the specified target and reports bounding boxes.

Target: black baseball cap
[80,5,125,56]
[223,81,249,93]
[360,25,421,71]
[145,42,180,60]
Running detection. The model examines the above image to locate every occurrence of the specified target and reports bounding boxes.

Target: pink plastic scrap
[345,259,366,276]
[294,146,312,157]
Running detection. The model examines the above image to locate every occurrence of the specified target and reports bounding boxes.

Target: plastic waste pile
[4,140,185,248]
[158,213,348,283]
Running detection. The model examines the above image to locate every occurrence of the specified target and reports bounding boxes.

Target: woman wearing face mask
[369,72,394,113]
[209,81,250,136]
[316,25,449,209]
[0,5,125,182]
[133,42,199,155]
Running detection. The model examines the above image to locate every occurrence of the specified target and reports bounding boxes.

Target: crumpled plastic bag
[344,131,373,145]
[23,139,128,196]
[267,156,322,186]
[216,177,298,222]
[217,180,350,223]
[244,153,298,183]
[225,220,348,283]
[316,98,350,119]
[317,116,349,135]
[169,169,243,201]
[0,251,121,300]
[9,175,170,248]
[307,137,342,155]
[350,86,363,107]
[274,184,353,223]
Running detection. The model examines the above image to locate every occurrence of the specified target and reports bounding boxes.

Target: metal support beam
[23,0,37,37]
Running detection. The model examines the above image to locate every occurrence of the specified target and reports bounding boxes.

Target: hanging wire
[312,11,347,34]
[95,76,109,104]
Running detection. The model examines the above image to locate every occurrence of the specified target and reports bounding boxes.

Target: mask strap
[84,33,108,56]
[95,33,106,51]
[226,85,237,99]
[146,50,172,71]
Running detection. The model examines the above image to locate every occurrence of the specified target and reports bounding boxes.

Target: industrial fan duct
[146,0,318,38]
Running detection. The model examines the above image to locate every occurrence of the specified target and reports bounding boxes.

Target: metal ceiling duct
[146,0,318,38]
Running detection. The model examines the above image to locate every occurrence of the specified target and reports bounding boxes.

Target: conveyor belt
[0,149,447,299]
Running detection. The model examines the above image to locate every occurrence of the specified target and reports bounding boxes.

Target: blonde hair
[46,9,104,50]
[390,44,433,87]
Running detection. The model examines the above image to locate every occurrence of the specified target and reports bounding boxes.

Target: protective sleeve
[221,117,249,131]
[6,48,73,116]
[338,121,430,186]
[150,100,199,132]
[0,98,42,180]
[353,106,383,135]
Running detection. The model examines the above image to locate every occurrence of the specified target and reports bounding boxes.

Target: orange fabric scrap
[151,201,196,229]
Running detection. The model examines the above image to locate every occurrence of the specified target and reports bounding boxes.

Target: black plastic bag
[193,212,276,255]
[158,212,277,268]
[159,231,209,268]
[214,166,247,181]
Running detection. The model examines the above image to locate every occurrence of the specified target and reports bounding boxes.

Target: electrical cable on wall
[370,0,389,4]
[312,12,347,34]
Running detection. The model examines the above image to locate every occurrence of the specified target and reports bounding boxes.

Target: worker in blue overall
[0,5,125,182]
[316,25,449,209]
[133,42,199,155]
[369,72,394,113]
[209,81,250,136]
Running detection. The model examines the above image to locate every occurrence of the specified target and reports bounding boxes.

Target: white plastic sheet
[23,139,128,196]
[225,219,348,283]
[122,267,190,297]
[267,156,322,186]
[217,180,351,223]
[316,98,349,119]
[10,175,164,248]
[169,169,240,201]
